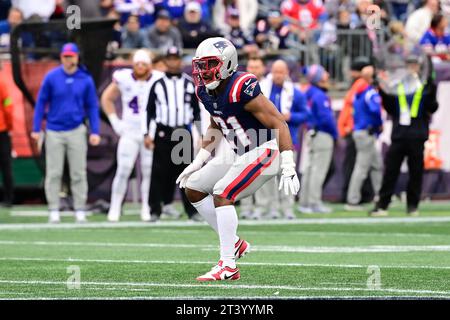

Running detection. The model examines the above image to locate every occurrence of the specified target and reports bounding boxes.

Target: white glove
[278,150,301,196]
[108,113,124,136]
[176,148,211,188]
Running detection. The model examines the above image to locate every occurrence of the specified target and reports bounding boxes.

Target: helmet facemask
[192,56,224,90]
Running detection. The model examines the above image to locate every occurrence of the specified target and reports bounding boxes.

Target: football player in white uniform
[101,49,164,222]
[177,38,300,281]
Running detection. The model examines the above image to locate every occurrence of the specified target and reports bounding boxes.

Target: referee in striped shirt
[145,46,202,222]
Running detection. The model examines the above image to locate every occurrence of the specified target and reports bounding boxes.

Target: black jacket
[379,80,439,142]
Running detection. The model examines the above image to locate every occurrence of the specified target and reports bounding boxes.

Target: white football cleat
[283,209,296,220]
[267,209,281,219]
[196,260,240,282]
[48,210,60,223]
[235,238,250,260]
[140,205,151,222]
[75,211,87,223]
[107,210,120,222]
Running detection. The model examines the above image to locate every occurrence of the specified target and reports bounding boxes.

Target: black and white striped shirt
[146,72,200,134]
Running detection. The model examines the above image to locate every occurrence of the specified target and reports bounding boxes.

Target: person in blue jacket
[31,43,101,224]
[299,64,337,214]
[345,65,383,211]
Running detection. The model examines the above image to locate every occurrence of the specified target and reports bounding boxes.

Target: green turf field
[0,201,450,300]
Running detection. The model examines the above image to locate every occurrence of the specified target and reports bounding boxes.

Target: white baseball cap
[185,2,202,13]
[133,49,152,64]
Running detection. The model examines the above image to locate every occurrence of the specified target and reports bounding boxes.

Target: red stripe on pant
[219,149,278,201]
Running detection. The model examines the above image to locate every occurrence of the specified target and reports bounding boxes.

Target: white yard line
[2,296,448,300]
[0,279,449,296]
[1,256,449,270]
[2,216,450,230]
[10,211,94,217]
[1,239,450,253]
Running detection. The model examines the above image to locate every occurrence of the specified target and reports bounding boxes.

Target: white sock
[109,193,124,216]
[192,195,239,243]
[192,195,218,233]
[216,205,238,269]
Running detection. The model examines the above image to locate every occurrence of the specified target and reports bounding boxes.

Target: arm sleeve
[146,82,158,135]
[33,75,51,132]
[289,89,311,126]
[191,91,202,134]
[85,77,100,134]
[424,82,439,115]
[378,87,397,116]
[337,91,354,137]
[0,82,13,131]
[367,92,383,127]
[313,94,337,137]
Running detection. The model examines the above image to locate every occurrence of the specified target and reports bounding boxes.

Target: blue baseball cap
[61,43,79,56]
[307,64,326,85]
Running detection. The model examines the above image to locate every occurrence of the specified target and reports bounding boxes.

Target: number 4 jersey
[112,68,164,137]
[196,71,275,155]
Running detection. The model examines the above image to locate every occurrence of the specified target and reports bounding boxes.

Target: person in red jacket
[0,76,14,207]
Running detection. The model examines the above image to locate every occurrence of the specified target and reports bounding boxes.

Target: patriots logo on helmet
[213,41,229,53]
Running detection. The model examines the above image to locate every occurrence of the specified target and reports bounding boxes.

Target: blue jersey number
[129,96,139,114]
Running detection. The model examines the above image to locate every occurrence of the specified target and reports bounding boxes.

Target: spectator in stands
[0,7,23,49]
[63,0,104,18]
[12,0,56,21]
[388,0,410,21]
[420,13,450,61]
[114,0,157,27]
[281,0,327,41]
[257,0,284,17]
[324,0,355,18]
[108,9,123,48]
[223,8,258,54]
[178,2,220,49]
[0,1,12,20]
[338,57,375,204]
[441,0,450,18]
[351,0,390,29]
[213,0,258,34]
[254,9,291,50]
[100,0,115,16]
[31,43,101,223]
[406,0,440,43]
[156,0,215,23]
[299,65,337,214]
[121,14,150,48]
[146,9,183,52]
[345,66,383,211]
[0,69,14,207]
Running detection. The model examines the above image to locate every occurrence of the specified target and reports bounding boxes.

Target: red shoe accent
[235,238,250,259]
[196,262,240,282]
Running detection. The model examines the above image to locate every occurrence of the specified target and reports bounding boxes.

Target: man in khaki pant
[31,43,101,223]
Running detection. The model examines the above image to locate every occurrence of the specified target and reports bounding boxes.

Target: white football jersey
[113,68,164,136]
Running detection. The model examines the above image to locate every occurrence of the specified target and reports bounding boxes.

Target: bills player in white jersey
[101,50,164,222]
[177,38,300,281]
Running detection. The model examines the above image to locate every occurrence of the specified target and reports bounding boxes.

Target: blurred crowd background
[0,0,450,217]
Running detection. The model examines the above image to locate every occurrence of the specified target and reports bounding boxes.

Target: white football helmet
[192,37,238,90]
